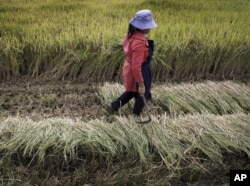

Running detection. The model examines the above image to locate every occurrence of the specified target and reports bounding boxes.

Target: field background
[0,0,250,185]
[0,0,249,81]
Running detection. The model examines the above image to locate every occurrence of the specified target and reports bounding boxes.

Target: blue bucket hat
[130,9,157,30]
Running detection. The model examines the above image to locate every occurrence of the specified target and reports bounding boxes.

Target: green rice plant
[0,0,249,81]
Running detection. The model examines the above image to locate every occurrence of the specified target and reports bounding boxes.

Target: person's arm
[131,40,145,96]
[131,40,144,83]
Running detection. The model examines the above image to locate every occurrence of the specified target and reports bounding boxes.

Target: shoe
[106,104,117,115]
[133,115,141,122]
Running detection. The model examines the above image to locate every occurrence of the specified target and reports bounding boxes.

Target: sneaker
[106,104,117,115]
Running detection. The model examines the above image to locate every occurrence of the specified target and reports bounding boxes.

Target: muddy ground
[0,79,105,120]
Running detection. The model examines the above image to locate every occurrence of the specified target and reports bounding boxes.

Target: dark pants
[111,91,147,116]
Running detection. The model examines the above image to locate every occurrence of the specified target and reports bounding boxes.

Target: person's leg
[133,65,152,115]
[111,91,135,110]
[133,93,144,116]
[133,75,152,116]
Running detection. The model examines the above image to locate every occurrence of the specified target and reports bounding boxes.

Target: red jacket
[122,31,149,92]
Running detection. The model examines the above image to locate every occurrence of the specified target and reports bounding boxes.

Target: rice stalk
[0,0,249,81]
[1,111,249,184]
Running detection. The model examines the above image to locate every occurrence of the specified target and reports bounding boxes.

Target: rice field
[0,0,250,185]
[0,81,250,185]
[0,0,249,81]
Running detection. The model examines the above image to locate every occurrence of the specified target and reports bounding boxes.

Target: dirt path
[0,79,104,120]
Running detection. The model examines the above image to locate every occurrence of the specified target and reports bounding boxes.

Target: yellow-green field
[0,0,249,81]
[0,0,250,185]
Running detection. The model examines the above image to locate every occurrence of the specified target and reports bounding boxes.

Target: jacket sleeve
[131,39,145,83]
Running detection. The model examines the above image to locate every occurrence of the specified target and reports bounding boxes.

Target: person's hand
[138,85,145,97]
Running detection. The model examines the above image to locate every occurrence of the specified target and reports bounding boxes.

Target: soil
[0,79,105,120]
